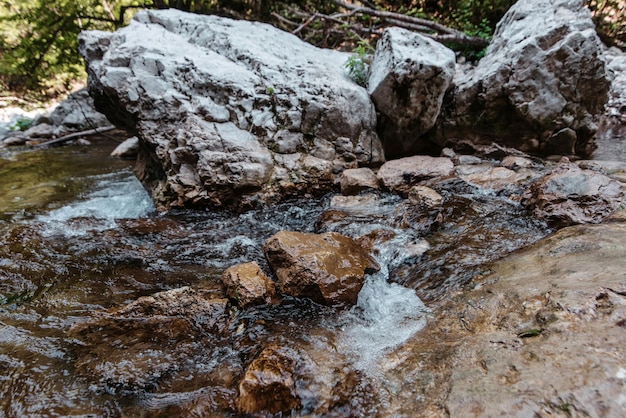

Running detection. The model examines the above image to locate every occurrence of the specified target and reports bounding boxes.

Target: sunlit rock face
[438,0,610,158]
[78,9,383,210]
[263,231,380,307]
[368,27,456,158]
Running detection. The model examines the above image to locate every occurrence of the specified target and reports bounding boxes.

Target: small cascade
[335,231,431,375]
[0,142,553,416]
[36,170,154,236]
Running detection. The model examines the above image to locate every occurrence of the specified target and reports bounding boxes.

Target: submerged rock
[69,287,230,392]
[368,27,456,157]
[440,0,610,157]
[221,261,276,308]
[522,160,625,227]
[263,231,380,306]
[78,9,383,210]
[237,344,304,414]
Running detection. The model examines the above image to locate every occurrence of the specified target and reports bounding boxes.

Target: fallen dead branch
[34,125,117,148]
[272,0,490,50]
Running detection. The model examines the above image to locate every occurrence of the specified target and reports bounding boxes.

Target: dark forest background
[1,0,624,101]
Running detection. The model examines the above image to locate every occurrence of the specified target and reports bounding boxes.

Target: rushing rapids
[0,139,553,416]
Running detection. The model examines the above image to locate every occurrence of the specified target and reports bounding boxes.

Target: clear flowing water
[0,140,551,416]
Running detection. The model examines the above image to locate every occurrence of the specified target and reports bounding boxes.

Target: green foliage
[587,0,626,49]
[9,117,34,131]
[432,0,514,60]
[0,0,145,98]
[345,39,374,87]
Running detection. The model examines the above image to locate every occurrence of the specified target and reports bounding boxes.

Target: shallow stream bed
[0,140,552,416]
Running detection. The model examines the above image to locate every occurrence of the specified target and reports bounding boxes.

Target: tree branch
[34,125,116,148]
[330,0,490,48]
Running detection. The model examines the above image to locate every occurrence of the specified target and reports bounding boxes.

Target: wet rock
[221,261,276,308]
[110,287,228,326]
[440,0,610,158]
[407,185,443,208]
[383,219,626,417]
[522,160,625,227]
[110,136,139,159]
[78,9,383,211]
[340,167,380,195]
[237,344,303,414]
[368,27,456,157]
[263,231,380,306]
[377,155,453,195]
[459,166,536,192]
[356,229,397,253]
[455,155,483,165]
[577,159,626,184]
[329,193,382,214]
[69,287,230,391]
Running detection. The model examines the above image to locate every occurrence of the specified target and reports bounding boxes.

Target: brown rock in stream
[221,261,276,308]
[69,287,230,392]
[263,231,380,306]
[237,344,303,414]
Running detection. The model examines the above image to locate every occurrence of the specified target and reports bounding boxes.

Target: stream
[0,139,552,416]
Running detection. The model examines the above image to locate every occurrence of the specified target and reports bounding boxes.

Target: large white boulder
[79,9,384,210]
[368,27,456,158]
[439,0,610,158]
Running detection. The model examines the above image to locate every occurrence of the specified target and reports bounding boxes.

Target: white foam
[37,171,154,236]
[334,230,430,375]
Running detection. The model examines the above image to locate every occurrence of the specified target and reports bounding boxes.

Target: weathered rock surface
[578,159,626,183]
[78,9,384,210]
[237,345,304,414]
[439,0,610,157]
[368,27,456,157]
[594,46,626,162]
[522,160,625,227]
[263,231,380,306]
[221,261,276,307]
[377,155,453,195]
[458,166,536,192]
[339,167,380,195]
[383,218,626,417]
[407,185,443,208]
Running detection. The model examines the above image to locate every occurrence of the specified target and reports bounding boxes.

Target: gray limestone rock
[522,160,625,226]
[368,28,456,158]
[78,9,384,210]
[439,0,610,158]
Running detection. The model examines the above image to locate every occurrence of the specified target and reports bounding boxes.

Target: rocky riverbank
[385,211,626,417]
[1,0,625,415]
